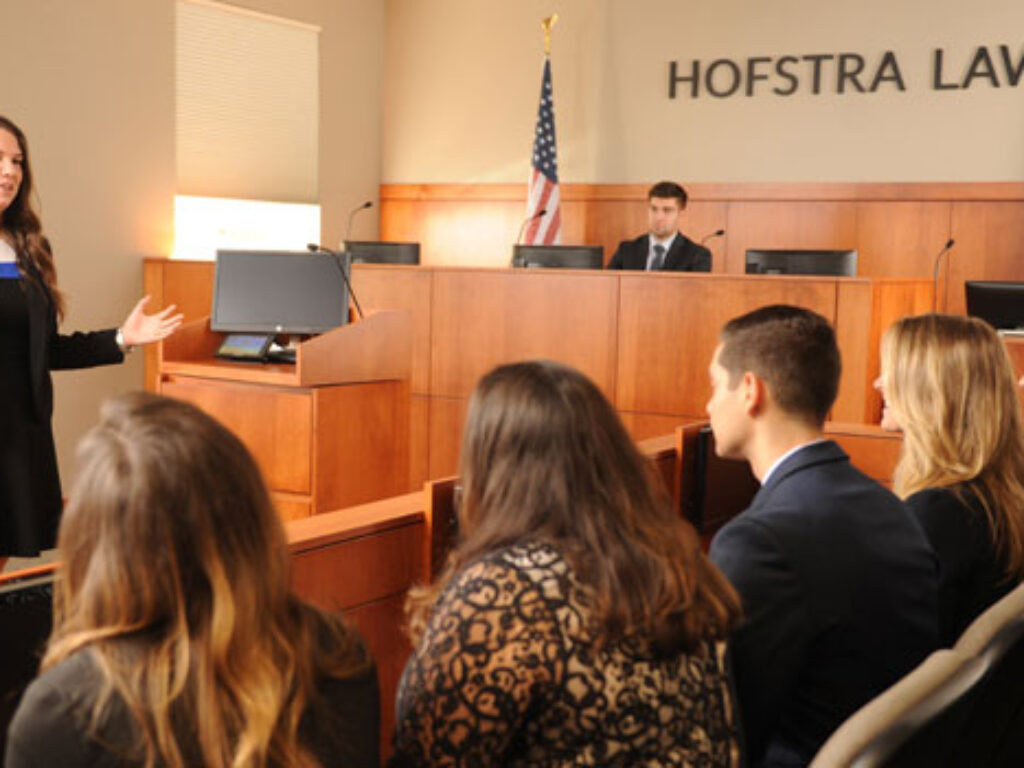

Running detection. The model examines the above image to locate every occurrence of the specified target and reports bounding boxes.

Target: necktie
[650,244,666,271]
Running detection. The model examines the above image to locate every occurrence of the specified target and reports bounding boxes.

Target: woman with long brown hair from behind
[391,361,743,766]
[878,314,1024,645]
[5,393,378,768]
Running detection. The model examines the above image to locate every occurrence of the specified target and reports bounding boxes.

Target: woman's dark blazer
[22,274,123,423]
[907,486,1018,646]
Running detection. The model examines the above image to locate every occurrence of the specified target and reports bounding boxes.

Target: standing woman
[0,115,180,568]
[392,361,743,766]
[878,314,1024,645]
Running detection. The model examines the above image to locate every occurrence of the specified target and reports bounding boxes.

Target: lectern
[158,310,412,520]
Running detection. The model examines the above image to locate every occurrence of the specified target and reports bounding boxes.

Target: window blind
[176,0,319,202]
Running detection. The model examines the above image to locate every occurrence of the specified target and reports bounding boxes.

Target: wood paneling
[725,201,859,274]
[855,202,952,279]
[429,269,619,399]
[271,493,311,521]
[350,266,433,394]
[160,377,313,493]
[344,594,410,762]
[427,397,468,480]
[948,202,1024,314]
[619,412,696,442]
[410,395,430,490]
[824,422,902,486]
[313,382,411,512]
[616,274,837,416]
[834,280,873,423]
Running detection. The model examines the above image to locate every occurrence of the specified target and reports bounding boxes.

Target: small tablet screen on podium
[212,250,350,334]
[745,249,858,276]
[512,245,604,269]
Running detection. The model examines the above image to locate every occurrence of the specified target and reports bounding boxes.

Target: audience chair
[954,579,1024,656]
[811,609,1024,767]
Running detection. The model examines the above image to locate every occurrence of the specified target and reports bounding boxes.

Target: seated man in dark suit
[706,305,938,768]
[606,181,711,271]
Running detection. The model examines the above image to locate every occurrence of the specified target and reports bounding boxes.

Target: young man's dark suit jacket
[606,233,711,271]
[709,441,939,768]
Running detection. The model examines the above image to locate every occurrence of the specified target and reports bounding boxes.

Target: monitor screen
[746,249,858,277]
[211,250,350,335]
[344,241,420,265]
[511,245,604,269]
[966,281,1024,331]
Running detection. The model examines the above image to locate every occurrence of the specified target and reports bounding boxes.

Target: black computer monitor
[965,281,1024,331]
[746,249,858,277]
[0,570,54,757]
[511,245,604,269]
[211,250,350,335]
[344,241,421,265]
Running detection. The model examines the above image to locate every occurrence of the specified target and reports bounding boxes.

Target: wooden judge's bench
[145,259,932,501]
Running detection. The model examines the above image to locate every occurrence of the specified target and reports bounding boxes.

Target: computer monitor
[965,281,1024,331]
[343,241,421,265]
[746,249,858,277]
[0,570,54,757]
[211,250,350,335]
[511,244,604,269]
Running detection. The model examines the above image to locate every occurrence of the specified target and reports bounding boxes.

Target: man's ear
[740,371,767,417]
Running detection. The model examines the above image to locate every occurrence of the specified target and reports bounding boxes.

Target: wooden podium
[157,311,412,520]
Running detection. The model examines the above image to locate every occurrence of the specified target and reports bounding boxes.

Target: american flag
[523,57,561,245]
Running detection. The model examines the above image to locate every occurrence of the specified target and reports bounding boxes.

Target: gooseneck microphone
[342,201,374,250]
[307,243,365,321]
[516,208,548,245]
[701,228,726,246]
[931,238,956,312]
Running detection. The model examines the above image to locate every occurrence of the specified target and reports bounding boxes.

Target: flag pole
[542,14,558,55]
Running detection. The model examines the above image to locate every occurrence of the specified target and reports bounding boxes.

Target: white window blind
[176,0,319,202]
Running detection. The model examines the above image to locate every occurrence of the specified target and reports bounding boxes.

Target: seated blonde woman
[878,314,1024,646]
[5,393,378,768]
[390,361,743,766]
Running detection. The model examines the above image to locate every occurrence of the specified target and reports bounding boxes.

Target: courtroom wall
[382,0,1024,183]
[2,0,384,482]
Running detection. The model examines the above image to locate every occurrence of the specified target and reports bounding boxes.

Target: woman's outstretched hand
[119,296,184,347]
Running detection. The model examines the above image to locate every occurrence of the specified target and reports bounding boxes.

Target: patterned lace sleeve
[390,552,567,765]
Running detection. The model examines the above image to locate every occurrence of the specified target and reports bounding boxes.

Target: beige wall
[383,0,1024,183]
[3,0,384,481]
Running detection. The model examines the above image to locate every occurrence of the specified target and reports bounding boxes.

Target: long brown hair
[44,393,370,768]
[882,313,1024,580]
[408,361,741,653]
[0,115,65,319]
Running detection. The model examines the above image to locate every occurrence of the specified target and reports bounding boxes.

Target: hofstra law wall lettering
[669,45,1024,98]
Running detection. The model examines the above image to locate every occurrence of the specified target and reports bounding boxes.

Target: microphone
[516,208,548,245]
[700,228,726,246]
[307,243,365,321]
[931,238,956,312]
[342,201,374,250]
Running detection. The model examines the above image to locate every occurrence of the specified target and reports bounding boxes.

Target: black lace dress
[0,261,63,556]
[391,541,740,766]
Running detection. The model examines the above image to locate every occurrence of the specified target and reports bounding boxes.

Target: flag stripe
[524,56,561,246]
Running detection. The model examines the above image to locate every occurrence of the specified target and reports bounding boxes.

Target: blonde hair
[407,361,741,653]
[882,314,1024,580]
[44,393,370,768]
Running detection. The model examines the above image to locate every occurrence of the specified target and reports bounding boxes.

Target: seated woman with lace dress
[390,361,743,766]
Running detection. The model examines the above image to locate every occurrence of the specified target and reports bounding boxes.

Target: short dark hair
[648,181,687,208]
[718,305,840,426]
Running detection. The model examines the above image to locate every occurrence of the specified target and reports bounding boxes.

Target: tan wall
[3,0,384,483]
[383,0,1024,183]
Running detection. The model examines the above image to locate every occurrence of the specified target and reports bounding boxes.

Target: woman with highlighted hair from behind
[877,314,1024,645]
[391,360,743,766]
[5,393,379,768]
